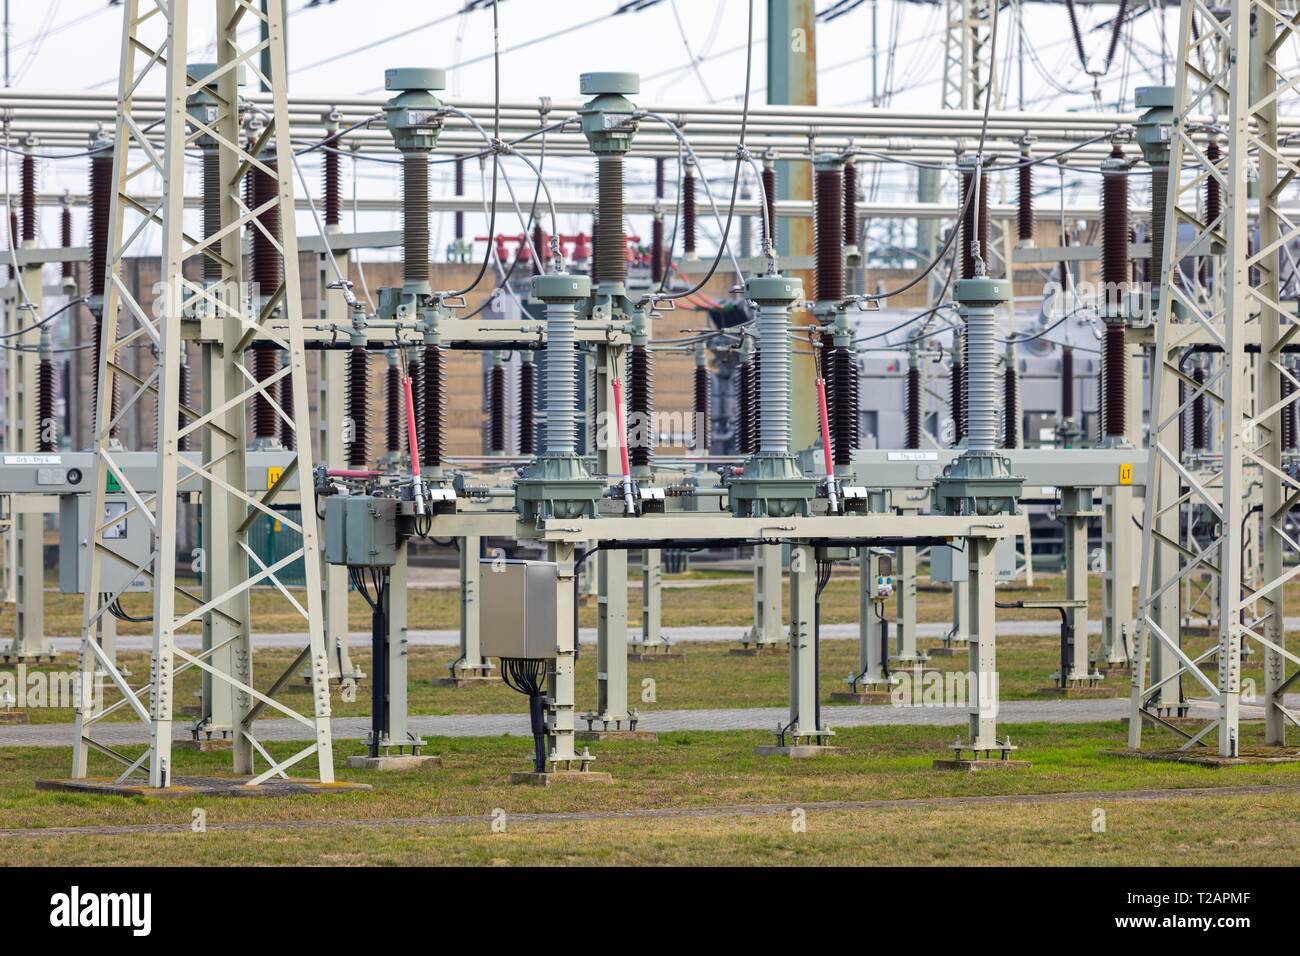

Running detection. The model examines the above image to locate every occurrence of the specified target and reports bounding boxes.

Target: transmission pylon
[1128,0,1298,758]
[71,0,335,787]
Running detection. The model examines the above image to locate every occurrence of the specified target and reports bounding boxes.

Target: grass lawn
[2,721,1298,865]
[12,626,1287,725]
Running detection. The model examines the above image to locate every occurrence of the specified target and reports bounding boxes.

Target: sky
[0,0,1182,264]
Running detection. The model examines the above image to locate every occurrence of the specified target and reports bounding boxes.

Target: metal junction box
[930,536,1019,583]
[324,496,399,567]
[59,494,151,594]
[479,560,559,660]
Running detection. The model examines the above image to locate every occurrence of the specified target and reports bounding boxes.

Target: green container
[247,506,307,587]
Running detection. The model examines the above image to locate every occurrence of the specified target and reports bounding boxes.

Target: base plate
[509,770,613,786]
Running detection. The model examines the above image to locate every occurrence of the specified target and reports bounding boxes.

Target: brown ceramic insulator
[737,360,754,455]
[346,346,369,467]
[60,204,72,281]
[279,374,295,450]
[250,159,282,295]
[959,165,989,281]
[821,337,837,447]
[1017,155,1033,242]
[814,167,844,302]
[694,361,710,455]
[590,214,600,279]
[1281,373,1296,452]
[20,153,35,241]
[177,357,192,452]
[403,152,429,287]
[422,344,446,468]
[202,149,222,284]
[650,213,664,285]
[1061,345,1074,420]
[761,164,777,250]
[252,349,280,440]
[1003,363,1019,449]
[628,345,653,468]
[595,156,625,286]
[532,223,547,276]
[37,358,55,452]
[408,357,424,458]
[1102,144,1129,314]
[1103,324,1127,438]
[843,162,858,248]
[322,133,341,227]
[1191,365,1207,451]
[905,365,921,450]
[831,346,858,467]
[1204,141,1221,229]
[519,360,535,456]
[749,348,762,451]
[386,362,401,454]
[1149,166,1169,296]
[682,166,696,256]
[453,156,465,242]
[489,362,506,453]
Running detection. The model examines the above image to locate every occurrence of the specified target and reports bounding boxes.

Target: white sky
[3,0,1181,262]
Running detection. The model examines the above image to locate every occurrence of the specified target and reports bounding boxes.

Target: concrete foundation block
[345,754,442,771]
[755,744,845,758]
[932,758,1032,771]
[509,770,613,786]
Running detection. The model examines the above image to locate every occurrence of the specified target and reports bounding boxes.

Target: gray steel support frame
[379,539,420,751]
[71,0,335,786]
[786,543,831,743]
[1130,0,1298,756]
[1061,510,1095,683]
[545,540,582,767]
[892,502,925,663]
[962,536,1002,751]
[854,550,890,688]
[744,543,785,646]
[631,548,666,650]
[454,534,490,676]
[1100,483,1136,666]
[1,258,52,664]
[318,242,361,683]
[592,341,630,726]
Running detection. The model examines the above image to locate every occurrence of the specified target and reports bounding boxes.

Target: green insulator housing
[577,72,640,155]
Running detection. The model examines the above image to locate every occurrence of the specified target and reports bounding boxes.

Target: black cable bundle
[501,657,550,772]
[351,566,391,758]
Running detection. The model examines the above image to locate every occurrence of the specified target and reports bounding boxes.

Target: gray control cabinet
[479,560,559,660]
[324,496,398,567]
[59,494,152,594]
[930,536,1019,583]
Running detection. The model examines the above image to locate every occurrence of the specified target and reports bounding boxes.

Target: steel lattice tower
[1128,0,1298,757]
[71,0,335,787]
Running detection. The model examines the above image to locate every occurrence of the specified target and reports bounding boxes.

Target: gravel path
[3,696,1282,747]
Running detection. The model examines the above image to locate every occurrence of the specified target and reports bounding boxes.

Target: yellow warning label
[1119,463,1133,485]
[267,466,283,488]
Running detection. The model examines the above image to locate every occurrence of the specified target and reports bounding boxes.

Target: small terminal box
[324,496,399,567]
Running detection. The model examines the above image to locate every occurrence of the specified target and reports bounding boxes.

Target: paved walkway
[5,696,1290,748]
[37,618,1103,653]
[40,616,1300,653]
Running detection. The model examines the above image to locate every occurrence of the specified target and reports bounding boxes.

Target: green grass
[2,721,1299,864]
